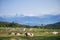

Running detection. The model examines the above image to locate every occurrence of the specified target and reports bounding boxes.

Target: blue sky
[0,0,60,25]
[0,0,60,17]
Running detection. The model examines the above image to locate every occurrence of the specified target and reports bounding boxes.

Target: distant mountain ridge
[0,14,60,26]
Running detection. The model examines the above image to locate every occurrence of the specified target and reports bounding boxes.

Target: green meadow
[0,27,60,40]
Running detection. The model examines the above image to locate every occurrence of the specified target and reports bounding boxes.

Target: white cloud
[0,9,60,17]
[0,0,60,18]
[20,9,60,17]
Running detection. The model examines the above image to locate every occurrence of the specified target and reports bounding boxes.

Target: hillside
[45,22,60,28]
[0,21,31,28]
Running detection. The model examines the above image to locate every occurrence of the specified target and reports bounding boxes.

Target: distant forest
[0,21,60,29]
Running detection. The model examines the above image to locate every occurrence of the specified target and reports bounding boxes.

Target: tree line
[0,21,60,29]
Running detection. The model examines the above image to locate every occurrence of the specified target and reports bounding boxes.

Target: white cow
[15,33,21,35]
[23,28,26,31]
[8,32,15,35]
[52,31,58,35]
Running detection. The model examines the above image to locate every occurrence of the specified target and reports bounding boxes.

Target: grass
[0,36,60,40]
[0,27,60,40]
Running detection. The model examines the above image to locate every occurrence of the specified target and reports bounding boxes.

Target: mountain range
[0,14,60,26]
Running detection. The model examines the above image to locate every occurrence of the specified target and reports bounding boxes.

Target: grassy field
[0,36,60,40]
[0,27,60,40]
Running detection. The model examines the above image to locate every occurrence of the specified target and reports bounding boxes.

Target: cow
[8,31,15,35]
[15,32,21,36]
[25,32,34,37]
[52,31,58,35]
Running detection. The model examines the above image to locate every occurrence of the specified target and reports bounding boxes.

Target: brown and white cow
[25,32,34,37]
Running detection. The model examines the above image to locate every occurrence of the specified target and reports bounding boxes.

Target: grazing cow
[25,32,34,37]
[52,31,58,35]
[15,32,21,36]
[23,28,26,31]
[8,31,15,35]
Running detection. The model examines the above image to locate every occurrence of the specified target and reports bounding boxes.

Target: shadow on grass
[0,36,60,40]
